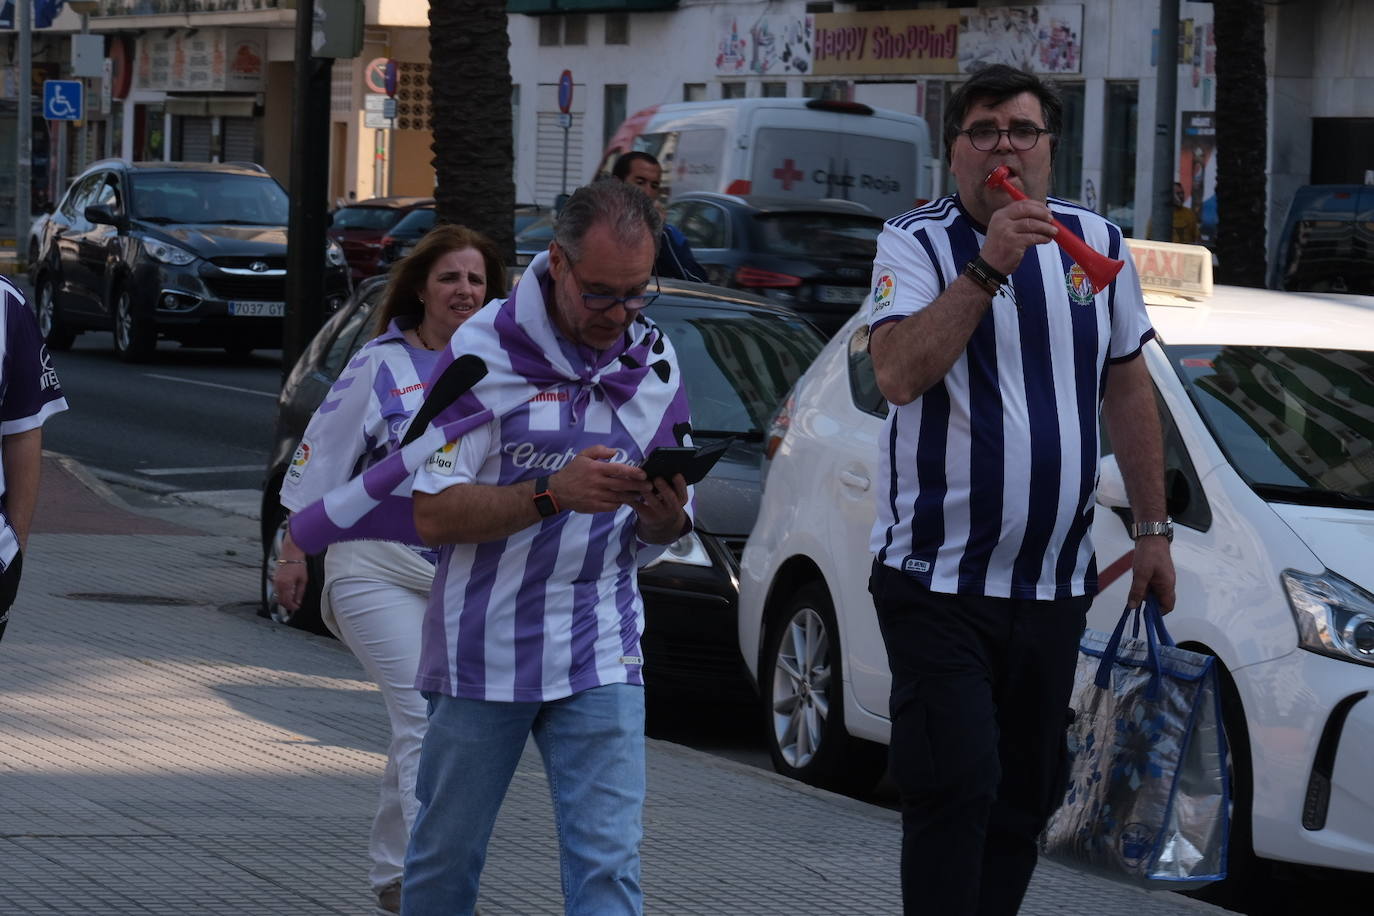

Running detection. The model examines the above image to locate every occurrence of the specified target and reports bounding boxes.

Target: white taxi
[738,240,1374,884]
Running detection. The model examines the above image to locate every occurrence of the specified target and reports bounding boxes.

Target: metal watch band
[1130,519,1173,541]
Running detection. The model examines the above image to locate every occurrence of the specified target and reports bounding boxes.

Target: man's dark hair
[943,64,1063,165]
[611,151,661,181]
[555,178,662,263]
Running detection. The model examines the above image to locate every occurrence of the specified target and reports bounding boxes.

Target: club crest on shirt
[1065,264,1096,305]
[286,440,312,483]
[425,441,460,476]
[872,267,897,312]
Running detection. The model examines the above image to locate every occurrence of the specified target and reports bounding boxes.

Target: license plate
[228,301,284,317]
[816,285,867,305]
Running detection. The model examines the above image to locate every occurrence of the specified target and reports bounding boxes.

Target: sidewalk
[0,455,1235,914]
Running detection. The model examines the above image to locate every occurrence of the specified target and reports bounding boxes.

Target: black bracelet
[963,257,1006,296]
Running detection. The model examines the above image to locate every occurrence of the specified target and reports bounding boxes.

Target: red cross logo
[773,159,804,190]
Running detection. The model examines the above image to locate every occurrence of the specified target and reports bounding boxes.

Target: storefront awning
[507,0,678,13]
[164,96,257,118]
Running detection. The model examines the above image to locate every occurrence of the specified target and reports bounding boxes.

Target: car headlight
[1283,569,1374,667]
[642,531,712,569]
[144,238,196,266]
[326,239,347,267]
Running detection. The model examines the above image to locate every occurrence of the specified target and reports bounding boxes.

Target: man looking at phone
[400,179,693,915]
[865,65,1174,915]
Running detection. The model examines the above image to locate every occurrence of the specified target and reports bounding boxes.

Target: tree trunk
[429,0,516,264]
[1213,0,1268,287]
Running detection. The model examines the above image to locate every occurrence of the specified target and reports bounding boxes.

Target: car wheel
[35,277,77,350]
[112,286,156,362]
[761,582,885,794]
[260,503,326,633]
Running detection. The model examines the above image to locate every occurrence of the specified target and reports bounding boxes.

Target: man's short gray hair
[554,178,662,263]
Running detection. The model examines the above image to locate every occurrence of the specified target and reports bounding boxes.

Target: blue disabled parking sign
[44,80,84,121]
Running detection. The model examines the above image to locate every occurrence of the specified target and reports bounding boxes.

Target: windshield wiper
[691,429,763,442]
[138,215,181,224]
[1252,483,1374,510]
[210,218,271,225]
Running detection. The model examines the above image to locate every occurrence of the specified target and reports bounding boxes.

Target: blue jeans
[401,684,646,916]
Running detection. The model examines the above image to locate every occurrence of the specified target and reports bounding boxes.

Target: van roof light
[805,99,874,116]
[1125,238,1213,299]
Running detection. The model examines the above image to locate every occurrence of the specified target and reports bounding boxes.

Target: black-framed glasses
[566,259,661,312]
[958,125,1052,152]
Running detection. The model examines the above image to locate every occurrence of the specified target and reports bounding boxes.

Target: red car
[327,196,433,281]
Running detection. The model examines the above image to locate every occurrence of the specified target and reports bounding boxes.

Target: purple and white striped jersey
[288,252,694,702]
[868,196,1154,600]
[280,319,441,519]
[0,277,69,569]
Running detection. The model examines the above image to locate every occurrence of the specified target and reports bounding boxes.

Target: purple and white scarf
[290,251,692,554]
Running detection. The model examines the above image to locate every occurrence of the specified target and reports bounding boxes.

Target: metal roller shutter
[222,117,257,164]
[179,116,213,162]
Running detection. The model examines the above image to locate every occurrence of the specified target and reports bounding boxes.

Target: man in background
[612,151,706,282]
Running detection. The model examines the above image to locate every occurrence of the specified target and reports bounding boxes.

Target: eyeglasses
[957,125,1052,152]
[564,257,660,312]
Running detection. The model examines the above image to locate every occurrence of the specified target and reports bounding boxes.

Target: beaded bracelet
[277,559,306,565]
[963,256,1007,296]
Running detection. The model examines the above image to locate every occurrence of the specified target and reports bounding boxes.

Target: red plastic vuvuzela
[985,165,1124,294]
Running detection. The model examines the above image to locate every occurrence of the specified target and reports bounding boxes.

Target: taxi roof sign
[1124,238,1213,299]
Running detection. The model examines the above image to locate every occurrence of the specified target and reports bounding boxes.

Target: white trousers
[324,541,434,893]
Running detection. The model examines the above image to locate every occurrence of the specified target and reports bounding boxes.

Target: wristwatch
[532,475,561,518]
[1129,518,1174,542]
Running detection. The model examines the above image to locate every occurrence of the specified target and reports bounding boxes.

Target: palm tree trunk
[429,0,516,263]
[1213,0,1268,287]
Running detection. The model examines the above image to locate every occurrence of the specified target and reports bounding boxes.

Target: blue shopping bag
[1039,597,1231,889]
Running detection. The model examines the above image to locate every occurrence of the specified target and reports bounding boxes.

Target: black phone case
[642,438,732,485]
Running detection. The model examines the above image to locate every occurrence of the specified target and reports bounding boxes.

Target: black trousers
[869,561,1087,916]
[0,550,23,645]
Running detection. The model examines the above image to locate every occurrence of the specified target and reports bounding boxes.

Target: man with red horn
[865,64,1175,915]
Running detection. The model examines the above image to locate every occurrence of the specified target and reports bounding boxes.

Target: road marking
[143,373,277,399]
[138,465,265,477]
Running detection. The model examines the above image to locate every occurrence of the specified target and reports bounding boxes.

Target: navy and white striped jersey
[0,277,69,570]
[868,195,1154,600]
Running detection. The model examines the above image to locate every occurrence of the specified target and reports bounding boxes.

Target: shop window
[604,84,627,150]
[1051,82,1084,204]
[721,82,746,100]
[684,83,707,103]
[605,12,628,44]
[1102,82,1138,236]
[762,82,787,98]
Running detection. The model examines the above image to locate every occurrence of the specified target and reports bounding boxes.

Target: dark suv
[34,160,352,361]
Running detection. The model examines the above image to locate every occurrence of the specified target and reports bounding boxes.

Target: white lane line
[143,373,278,398]
[138,465,265,477]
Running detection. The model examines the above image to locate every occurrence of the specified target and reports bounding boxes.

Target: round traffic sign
[364,58,389,95]
[558,70,573,114]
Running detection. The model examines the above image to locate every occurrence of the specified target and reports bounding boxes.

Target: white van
[598,98,933,219]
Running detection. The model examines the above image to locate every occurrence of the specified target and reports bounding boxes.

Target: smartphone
[640,438,733,486]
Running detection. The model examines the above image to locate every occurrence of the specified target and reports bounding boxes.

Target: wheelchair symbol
[49,89,76,117]
[44,81,83,121]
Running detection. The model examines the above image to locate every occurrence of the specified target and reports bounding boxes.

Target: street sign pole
[558,70,573,210]
[15,0,31,271]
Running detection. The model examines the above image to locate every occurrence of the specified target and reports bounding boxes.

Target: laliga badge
[1066,264,1096,305]
[872,267,897,312]
[286,440,312,484]
[425,441,459,476]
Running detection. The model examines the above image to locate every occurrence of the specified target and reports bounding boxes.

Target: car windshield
[750,212,882,259]
[130,172,288,225]
[1170,343,1374,506]
[332,206,405,231]
[515,214,556,251]
[652,305,824,437]
[390,208,436,235]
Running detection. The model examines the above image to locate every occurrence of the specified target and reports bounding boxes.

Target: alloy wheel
[769,606,832,769]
